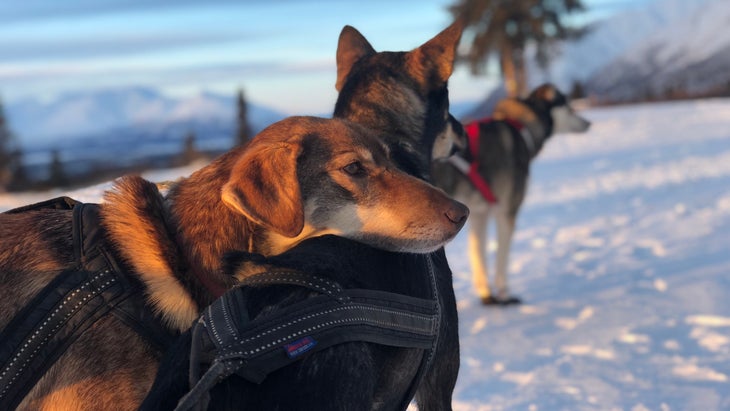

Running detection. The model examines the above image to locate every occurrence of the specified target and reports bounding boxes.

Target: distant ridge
[6,87,287,147]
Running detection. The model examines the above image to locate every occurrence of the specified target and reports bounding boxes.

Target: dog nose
[445,201,469,226]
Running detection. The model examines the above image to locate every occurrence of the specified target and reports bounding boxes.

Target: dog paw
[481,295,522,306]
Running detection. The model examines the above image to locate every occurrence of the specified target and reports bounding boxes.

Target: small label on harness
[284,336,317,358]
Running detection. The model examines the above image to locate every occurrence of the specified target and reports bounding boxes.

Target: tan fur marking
[405,20,463,87]
[492,99,538,125]
[101,176,198,331]
[33,375,140,411]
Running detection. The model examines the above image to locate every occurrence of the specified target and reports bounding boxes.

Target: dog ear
[336,25,376,91]
[492,99,538,124]
[222,141,304,238]
[406,19,464,89]
[529,83,558,102]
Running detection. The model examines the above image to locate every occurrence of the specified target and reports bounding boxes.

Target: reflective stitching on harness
[177,271,439,411]
[207,305,224,347]
[242,272,346,302]
[219,298,237,342]
[215,305,431,354]
[1,200,181,410]
[0,269,116,400]
[217,304,436,358]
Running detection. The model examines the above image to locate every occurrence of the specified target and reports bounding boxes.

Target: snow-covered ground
[2,99,729,410]
[448,99,730,411]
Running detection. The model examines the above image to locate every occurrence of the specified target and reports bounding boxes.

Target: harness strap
[0,204,126,409]
[0,267,126,410]
[239,270,349,303]
[0,200,178,410]
[400,253,440,411]
[240,261,439,411]
[452,117,534,203]
[458,119,499,203]
[176,273,439,411]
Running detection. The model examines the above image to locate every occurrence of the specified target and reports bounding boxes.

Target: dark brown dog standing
[0,116,467,410]
[333,21,466,411]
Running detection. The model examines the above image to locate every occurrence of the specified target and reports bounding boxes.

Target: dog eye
[342,161,365,176]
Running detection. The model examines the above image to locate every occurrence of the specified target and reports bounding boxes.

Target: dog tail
[101,175,199,331]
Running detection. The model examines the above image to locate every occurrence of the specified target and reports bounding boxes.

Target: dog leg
[467,209,492,303]
[488,208,521,305]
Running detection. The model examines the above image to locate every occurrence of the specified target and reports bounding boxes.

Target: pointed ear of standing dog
[334,20,466,178]
[336,19,464,92]
[335,26,376,91]
[405,19,464,90]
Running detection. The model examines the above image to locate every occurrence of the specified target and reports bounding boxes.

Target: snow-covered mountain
[587,0,730,102]
[3,87,287,181]
[6,87,286,147]
[530,0,730,103]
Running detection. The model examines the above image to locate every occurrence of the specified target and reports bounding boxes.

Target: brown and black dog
[142,21,468,411]
[334,21,466,411]
[0,116,467,410]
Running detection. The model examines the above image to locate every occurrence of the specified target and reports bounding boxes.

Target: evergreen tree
[0,97,16,192]
[569,80,586,100]
[450,0,586,97]
[8,148,29,191]
[180,131,199,165]
[47,149,68,188]
[236,89,253,146]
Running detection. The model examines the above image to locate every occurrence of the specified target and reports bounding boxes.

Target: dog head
[333,21,467,180]
[493,83,591,136]
[221,116,468,255]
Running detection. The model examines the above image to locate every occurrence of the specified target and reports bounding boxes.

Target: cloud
[0,58,333,82]
[0,57,335,108]
[0,0,270,25]
[0,31,252,62]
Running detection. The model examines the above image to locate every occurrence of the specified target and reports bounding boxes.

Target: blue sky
[0,0,652,115]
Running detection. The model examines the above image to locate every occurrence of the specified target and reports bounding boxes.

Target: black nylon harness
[175,268,440,411]
[0,198,177,410]
[1,198,441,411]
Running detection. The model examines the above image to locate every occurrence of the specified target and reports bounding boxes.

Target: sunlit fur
[143,21,468,411]
[334,21,465,181]
[255,120,468,255]
[1,114,467,411]
[101,177,199,331]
